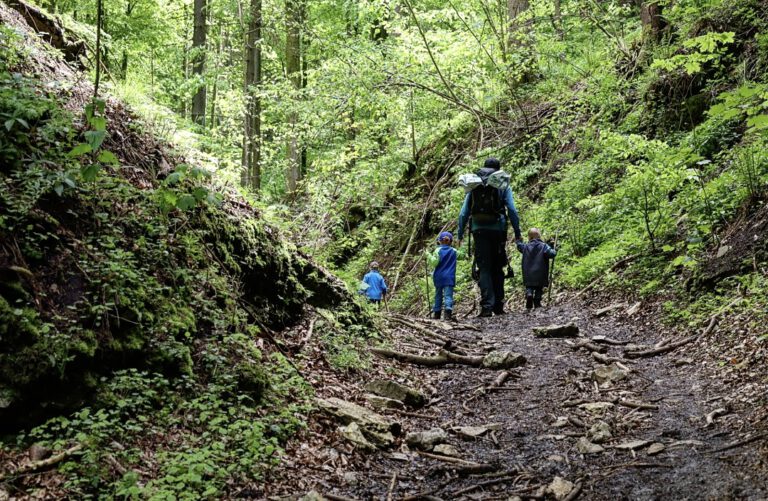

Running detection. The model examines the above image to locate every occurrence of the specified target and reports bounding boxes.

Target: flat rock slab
[364,394,405,410]
[592,363,630,387]
[433,444,460,456]
[578,401,614,413]
[547,476,576,500]
[576,437,605,454]
[451,423,502,438]
[364,379,427,408]
[614,439,651,450]
[316,397,401,448]
[647,442,666,455]
[405,428,448,450]
[481,350,526,369]
[588,421,612,444]
[533,322,579,338]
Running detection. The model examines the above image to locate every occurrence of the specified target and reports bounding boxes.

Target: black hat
[484,157,501,171]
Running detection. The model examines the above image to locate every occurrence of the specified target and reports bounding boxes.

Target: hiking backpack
[460,167,511,224]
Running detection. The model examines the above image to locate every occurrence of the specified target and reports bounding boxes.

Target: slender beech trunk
[242,0,262,191]
[191,0,207,126]
[285,0,302,194]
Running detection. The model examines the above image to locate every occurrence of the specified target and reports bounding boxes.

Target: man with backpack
[457,158,522,317]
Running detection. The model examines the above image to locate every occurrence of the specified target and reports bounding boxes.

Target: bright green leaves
[652,31,735,75]
[158,164,222,214]
[63,99,120,193]
[708,83,768,134]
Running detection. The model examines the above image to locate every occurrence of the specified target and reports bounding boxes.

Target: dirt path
[267,302,768,500]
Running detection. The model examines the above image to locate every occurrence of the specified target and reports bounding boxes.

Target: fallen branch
[563,482,583,501]
[371,347,484,368]
[592,352,630,365]
[0,444,83,482]
[590,335,629,346]
[624,334,698,358]
[711,432,767,453]
[386,472,398,501]
[416,451,479,465]
[386,316,449,343]
[618,399,659,411]
[571,341,607,354]
[451,475,516,496]
[705,408,728,428]
[299,316,317,348]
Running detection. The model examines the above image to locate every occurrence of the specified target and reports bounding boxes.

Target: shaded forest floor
[262,294,768,500]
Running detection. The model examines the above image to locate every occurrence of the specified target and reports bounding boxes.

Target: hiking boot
[444,310,454,322]
[533,300,542,309]
[493,308,506,316]
[478,308,493,318]
[432,310,442,320]
[525,297,534,310]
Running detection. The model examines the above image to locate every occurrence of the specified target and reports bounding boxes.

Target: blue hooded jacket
[431,245,458,288]
[362,270,387,300]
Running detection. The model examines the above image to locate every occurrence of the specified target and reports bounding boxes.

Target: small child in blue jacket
[516,228,556,310]
[361,261,388,304]
[426,231,465,321]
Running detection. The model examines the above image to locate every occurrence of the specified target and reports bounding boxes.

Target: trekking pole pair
[548,232,559,303]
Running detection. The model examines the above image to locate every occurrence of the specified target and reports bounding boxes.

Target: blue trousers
[433,286,454,312]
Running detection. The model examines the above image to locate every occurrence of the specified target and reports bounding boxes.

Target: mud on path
[266,302,768,500]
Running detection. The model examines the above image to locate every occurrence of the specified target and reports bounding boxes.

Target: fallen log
[533,322,579,338]
[0,444,83,482]
[371,347,484,368]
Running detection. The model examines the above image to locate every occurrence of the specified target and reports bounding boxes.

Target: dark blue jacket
[516,239,556,287]
[362,270,387,300]
[431,245,458,288]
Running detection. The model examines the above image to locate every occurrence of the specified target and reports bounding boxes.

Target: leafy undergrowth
[0,13,371,498]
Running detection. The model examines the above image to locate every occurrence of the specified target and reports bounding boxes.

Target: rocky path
[267,302,768,500]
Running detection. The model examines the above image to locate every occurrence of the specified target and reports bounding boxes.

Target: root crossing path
[271,303,768,500]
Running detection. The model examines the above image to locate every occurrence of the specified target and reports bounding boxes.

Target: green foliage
[652,32,735,75]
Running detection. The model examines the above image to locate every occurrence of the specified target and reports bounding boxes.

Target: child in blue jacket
[516,228,556,310]
[426,232,465,321]
[361,261,388,304]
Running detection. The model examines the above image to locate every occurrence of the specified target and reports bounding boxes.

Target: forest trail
[269,301,768,500]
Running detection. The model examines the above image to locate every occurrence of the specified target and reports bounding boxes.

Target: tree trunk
[242,0,262,191]
[191,0,207,126]
[285,0,302,195]
[506,0,529,52]
[639,1,665,42]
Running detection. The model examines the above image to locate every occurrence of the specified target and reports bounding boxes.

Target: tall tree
[242,0,263,191]
[191,0,207,126]
[638,0,666,42]
[285,0,303,194]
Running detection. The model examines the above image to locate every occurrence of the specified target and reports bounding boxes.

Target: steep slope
[0,5,367,497]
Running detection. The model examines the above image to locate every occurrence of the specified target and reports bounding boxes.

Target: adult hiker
[360,261,388,305]
[457,157,522,317]
[516,227,557,310]
[425,231,465,321]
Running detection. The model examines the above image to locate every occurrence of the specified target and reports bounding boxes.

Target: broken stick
[371,347,484,368]
[0,444,83,482]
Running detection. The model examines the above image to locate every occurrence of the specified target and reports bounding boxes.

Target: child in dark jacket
[426,231,465,321]
[516,228,556,310]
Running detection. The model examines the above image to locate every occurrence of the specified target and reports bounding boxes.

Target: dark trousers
[525,286,543,309]
[473,230,507,312]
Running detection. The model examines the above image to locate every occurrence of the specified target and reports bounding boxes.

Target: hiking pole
[424,254,431,315]
[548,232,558,303]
